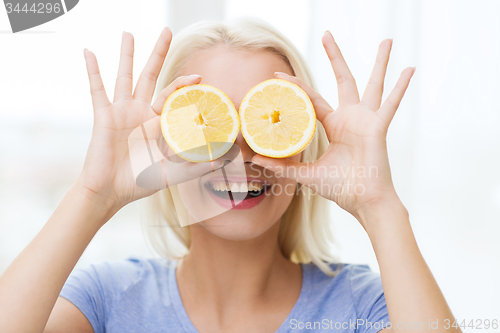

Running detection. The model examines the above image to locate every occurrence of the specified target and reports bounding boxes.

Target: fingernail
[324,30,330,35]
[83,48,88,57]
[275,72,288,76]
[252,157,262,165]
[188,74,202,78]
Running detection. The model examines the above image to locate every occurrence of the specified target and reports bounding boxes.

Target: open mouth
[205,180,272,202]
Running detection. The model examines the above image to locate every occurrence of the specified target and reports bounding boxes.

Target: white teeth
[249,182,263,191]
[210,181,264,192]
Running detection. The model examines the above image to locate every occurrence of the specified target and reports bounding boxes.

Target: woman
[0,17,459,332]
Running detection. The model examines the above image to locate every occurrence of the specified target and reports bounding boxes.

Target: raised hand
[76,28,217,212]
[252,31,415,228]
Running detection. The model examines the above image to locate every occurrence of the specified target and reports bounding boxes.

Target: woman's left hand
[252,31,415,229]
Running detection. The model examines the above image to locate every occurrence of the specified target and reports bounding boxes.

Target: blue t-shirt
[59,256,390,333]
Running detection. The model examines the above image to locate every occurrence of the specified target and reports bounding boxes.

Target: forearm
[0,183,120,333]
[359,198,460,332]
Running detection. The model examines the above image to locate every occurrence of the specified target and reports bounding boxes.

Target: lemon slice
[161,84,240,162]
[239,79,316,158]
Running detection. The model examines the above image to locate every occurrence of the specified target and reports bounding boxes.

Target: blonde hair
[145,16,340,276]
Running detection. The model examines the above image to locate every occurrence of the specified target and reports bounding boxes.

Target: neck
[176,218,302,319]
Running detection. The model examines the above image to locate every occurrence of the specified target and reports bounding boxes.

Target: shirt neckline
[168,261,312,333]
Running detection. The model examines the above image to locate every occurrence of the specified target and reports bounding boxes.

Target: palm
[315,105,392,215]
[81,101,157,206]
[109,103,157,203]
[253,32,415,224]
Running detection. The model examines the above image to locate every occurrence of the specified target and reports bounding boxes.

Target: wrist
[72,179,123,225]
[356,193,409,238]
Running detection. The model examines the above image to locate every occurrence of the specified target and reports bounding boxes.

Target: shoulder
[305,262,382,292]
[303,262,386,317]
[76,256,175,295]
[87,255,173,279]
[60,256,178,333]
[60,256,176,313]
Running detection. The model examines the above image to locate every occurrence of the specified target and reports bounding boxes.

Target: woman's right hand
[76,27,214,212]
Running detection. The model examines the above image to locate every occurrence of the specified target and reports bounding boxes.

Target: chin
[198,213,278,241]
[176,160,297,241]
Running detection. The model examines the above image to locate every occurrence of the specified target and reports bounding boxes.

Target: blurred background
[1,0,499,324]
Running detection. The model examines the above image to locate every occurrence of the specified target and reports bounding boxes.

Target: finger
[251,155,314,186]
[171,160,224,185]
[113,31,134,102]
[378,67,416,125]
[322,31,360,105]
[133,27,172,103]
[137,157,224,190]
[361,38,392,110]
[128,114,224,190]
[274,72,334,125]
[151,74,203,115]
[84,49,111,111]
[135,160,219,189]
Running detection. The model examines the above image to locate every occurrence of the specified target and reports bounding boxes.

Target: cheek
[290,151,303,163]
[271,178,298,203]
[266,153,301,205]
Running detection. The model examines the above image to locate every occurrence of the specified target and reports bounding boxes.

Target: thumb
[186,159,225,177]
[166,159,224,187]
[251,155,313,186]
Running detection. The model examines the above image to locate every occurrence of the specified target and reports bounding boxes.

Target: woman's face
[176,44,302,241]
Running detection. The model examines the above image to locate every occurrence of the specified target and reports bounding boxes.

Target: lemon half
[240,79,316,158]
[160,84,240,162]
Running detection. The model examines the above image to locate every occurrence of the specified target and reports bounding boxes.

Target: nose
[233,131,256,163]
